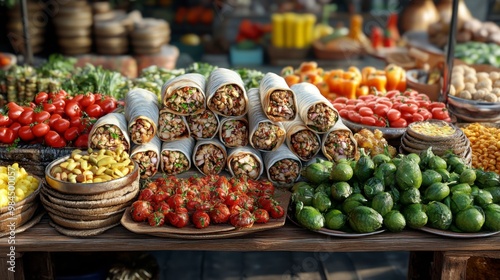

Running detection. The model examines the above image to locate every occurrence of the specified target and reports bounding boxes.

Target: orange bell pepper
[361,66,377,86]
[366,72,387,93]
[315,81,330,97]
[341,78,359,100]
[385,64,404,91]
[326,70,344,94]
[347,66,362,83]
[396,69,407,92]
[356,85,369,97]
[284,74,301,87]
[302,73,323,85]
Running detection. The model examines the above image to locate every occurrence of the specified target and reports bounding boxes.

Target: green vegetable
[425,201,452,230]
[295,201,325,230]
[348,206,383,233]
[395,157,422,191]
[354,148,375,183]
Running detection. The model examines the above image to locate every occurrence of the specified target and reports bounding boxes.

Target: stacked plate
[41,159,140,237]
[6,2,46,54]
[131,18,170,55]
[400,120,472,165]
[53,0,93,55]
[93,10,141,55]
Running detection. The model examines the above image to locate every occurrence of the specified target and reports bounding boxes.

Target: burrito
[125,89,159,145]
[206,68,248,117]
[262,144,302,186]
[219,116,249,148]
[282,116,321,162]
[161,73,206,115]
[259,72,297,122]
[88,112,130,152]
[130,135,161,179]
[227,146,263,180]
[157,109,190,142]
[322,119,358,162]
[247,88,286,152]
[291,82,339,133]
[186,109,219,140]
[193,138,227,175]
[161,137,195,175]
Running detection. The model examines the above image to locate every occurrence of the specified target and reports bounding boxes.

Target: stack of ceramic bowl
[0,177,42,236]
[41,158,140,237]
[400,120,472,165]
[6,2,46,54]
[53,0,93,55]
[94,10,142,55]
[131,18,170,55]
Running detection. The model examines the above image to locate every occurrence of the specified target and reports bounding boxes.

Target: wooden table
[1,217,499,280]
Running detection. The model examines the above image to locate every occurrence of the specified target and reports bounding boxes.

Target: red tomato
[80,93,96,108]
[269,205,285,219]
[72,94,84,103]
[42,102,56,114]
[48,114,63,128]
[347,111,362,123]
[167,193,185,209]
[192,210,210,229]
[33,110,51,123]
[44,130,66,148]
[99,98,117,114]
[32,123,50,137]
[0,114,11,127]
[52,118,70,134]
[332,103,346,111]
[147,212,165,227]
[358,107,373,117]
[374,117,387,127]
[418,108,433,120]
[209,203,231,224]
[167,207,190,228]
[0,127,16,144]
[412,113,425,122]
[229,209,254,228]
[428,102,446,110]
[52,99,66,115]
[130,201,153,222]
[333,97,349,104]
[387,109,401,122]
[65,101,82,118]
[385,90,400,98]
[34,92,48,104]
[64,127,79,141]
[8,122,21,137]
[431,107,449,120]
[345,104,356,111]
[354,101,367,111]
[390,118,407,128]
[17,110,34,126]
[253,208,270,223]
[74,134,89,148]
[399,103,418,114]
[85,104,104,118]
[373,103,389,117]
[154,201,171,216]
[401,112,414,123]
[18,126,35,142]
[338,109,349,119]
[7,102,24,120]
[360,116,376,126]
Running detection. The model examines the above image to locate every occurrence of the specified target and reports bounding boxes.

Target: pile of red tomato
[331,90,451,128]
[0,90,118,147]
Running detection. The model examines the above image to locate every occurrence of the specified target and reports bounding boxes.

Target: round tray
[419,226,500,239]
[45,155,139,195]
[341,118,406,140]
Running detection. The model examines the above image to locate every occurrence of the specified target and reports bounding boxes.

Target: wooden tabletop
[2,217,500,253]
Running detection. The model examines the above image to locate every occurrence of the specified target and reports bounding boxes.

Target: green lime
[383,210,406,232]
[331,182,352,202]
[329,162,354,182]
[455,207,485,233]
[324,209,347,230]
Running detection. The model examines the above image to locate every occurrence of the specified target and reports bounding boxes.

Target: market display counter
[1,216,499,279]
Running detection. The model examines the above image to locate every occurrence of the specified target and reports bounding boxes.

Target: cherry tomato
[418,108,433,120]
[17,110,34,126]
[33,110,51,123]
[373,103,389,117]
[72,94,84,103]
[412,113,425,122]
[387,109,401,122]
[338,109,349,119]
[192,210,211,229]
[7,102,24,120]
[269,205,285,219]
[229,209,254,228]
[8,122,21,137]
[332,103,346,111]
[52,99,66,116]
[85,104,104,118]
[385,90,400,99]
[358,107,374,117]
[390,118,407,128]
[64,127,79,141]
[431,107,449,120]
[80,93,96,108]
[32,123,50,138]
[48,114,63,128]
[374,117,387,127]
[428,102,446,110]
[399,103,418,114]
[253,208,270,223]
[401,112,414,123]
[52,118,70,134]
[147,212,165,227]
[347,111,362,123]
[355,101,367,111]
[345,104,356,111]
[74,134,89,148]
[0,114,12,127]
[35,92,48,104]
[42,102,56,114]
[167,207,190,228]
[18,126,35,142]
[99,98,117,114]
[45,130,66,148]
[0,127,16,144]
[360,116,376,126]
[65,101,82,118]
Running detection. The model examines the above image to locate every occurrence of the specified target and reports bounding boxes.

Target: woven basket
[40,193,131,217]
[49,220,120,238]
[0,176,41,214]
[0,202,38,232]
[42,180,138,201]
[43,202,128,221]
[48,211,123,230]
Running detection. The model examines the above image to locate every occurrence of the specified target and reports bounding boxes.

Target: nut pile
[50,147,135,183]
[449,65,500,102]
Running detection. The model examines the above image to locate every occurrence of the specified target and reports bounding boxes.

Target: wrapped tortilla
[262,143,302,187]
[125,88,159,145]
[247,88,286,152]
[291,82,339,134]
[226,146,264,180]
[157,109,190,142]
[259,72,297,122]
[192,138,227,175]
[160,73,206,116]
[88,112,130,152]
[219,116,249,148]
[186,108,220,140]
[130,135,161,179]
[282,116,321,162]
[206,68,248,117]
[321,119,358,162]
[161,137,195,175]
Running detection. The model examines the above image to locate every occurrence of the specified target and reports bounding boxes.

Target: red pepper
[383,29,396,48]
[370,26,383,49]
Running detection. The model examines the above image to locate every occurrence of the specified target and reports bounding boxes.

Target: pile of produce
[448,64,500,101]
[331,90,450,128]
[429,17,500,48]
[293,147,500,234]
[281,61,406,100]
[454,42,500,68]
[0,163,39,207]
[461,123,500,173]
[130,175,285,229]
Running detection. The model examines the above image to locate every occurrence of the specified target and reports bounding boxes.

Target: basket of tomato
[331,90,451,139]
[0,90,118,176]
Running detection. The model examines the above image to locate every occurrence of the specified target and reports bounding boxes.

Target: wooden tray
[120,188,291,240]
